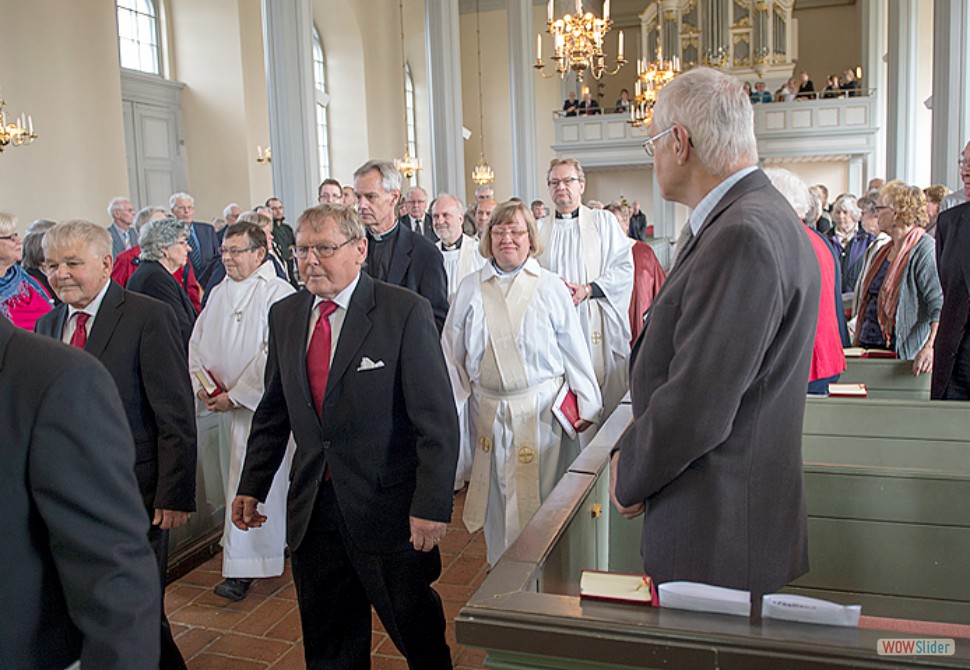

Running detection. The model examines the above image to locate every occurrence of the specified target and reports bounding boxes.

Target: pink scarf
[876,226,926,345]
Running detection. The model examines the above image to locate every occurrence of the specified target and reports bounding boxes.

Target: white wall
[0,0,129,229]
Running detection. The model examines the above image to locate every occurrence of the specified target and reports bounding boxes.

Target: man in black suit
[233,203,459,669]
[399,185,438,242]
[355,160,449,331]
[2,318,161,669]
[171,191,220,287]
[35,220,197,670]
[267,196,300,287]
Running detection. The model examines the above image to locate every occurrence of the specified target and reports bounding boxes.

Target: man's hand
[153,509,190,530]
[205,391,234,413]
[232,496,267,531]
[575,419,594,433]
[410,516,447,552]
[609,451,644,520]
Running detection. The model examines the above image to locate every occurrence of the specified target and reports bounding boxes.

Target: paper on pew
[658,582,750,617]
[762,594,861,627]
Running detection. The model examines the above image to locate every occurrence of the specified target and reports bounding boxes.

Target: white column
[425,0,466,201]
[930,0,970,188]
[859,0,887,183]
[262,0,316,213]
[885,0,918,183]
[849,156,866,196]
[507,0,539,200]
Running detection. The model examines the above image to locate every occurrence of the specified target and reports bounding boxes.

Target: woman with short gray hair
[128,218,197,348]
[827,194,874,295]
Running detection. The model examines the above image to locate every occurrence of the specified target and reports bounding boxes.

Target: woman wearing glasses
[853,182,942,374]
[442,200,601,565]
[128,217,199,348]
[0,211,52,330]
[189,222,295,601]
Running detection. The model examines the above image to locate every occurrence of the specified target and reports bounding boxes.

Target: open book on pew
[827,383,868,398]
[579,570,658,606]
[656,582,860,626]
[843,347,898,359]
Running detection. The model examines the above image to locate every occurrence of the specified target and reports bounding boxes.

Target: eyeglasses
[490,227,529,239]
[547,176,582,188]
[0,233,21,242]
[642,127,676,157]
[294,238,355,259]
[959,158,970,169]
[219,245,259,257]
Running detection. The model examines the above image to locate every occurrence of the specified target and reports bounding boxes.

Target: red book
[580,570,659,607]
[552,385,581,439]
[193,368,225,398]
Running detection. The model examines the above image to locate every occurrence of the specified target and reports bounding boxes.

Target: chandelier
[629,4,679,129]
[0,97,37,153]
[256,145,271,164]
[394,0,421,181]
[470,0,494,186]
[534,0,627,82]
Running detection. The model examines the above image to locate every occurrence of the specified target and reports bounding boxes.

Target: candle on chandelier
[604,0,610,20]
[575,0,582,16]
[27,115,33,134]
[618,30,624,59]
[257,145,263,160]
[536,33,542,62]
[548,0,553,22]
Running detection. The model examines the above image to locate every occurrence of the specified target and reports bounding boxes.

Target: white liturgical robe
[538,206,633,421]
[442,258,602,565]
[189,261,295,578]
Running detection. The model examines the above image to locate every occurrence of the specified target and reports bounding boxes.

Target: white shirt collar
[67,279,111,321]
[482,256,541,280]
[312,271,360,313]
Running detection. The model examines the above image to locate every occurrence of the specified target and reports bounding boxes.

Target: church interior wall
[583,167,654,213]
[914,0,935,188]
[790,1,862,90]
[0,0,130,227]
[763,159,850,198]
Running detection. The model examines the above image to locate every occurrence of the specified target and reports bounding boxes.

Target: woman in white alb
[442,201,602,565]
[189,222,295,600]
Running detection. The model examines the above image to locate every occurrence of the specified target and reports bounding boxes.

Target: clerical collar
[555,208,579,219]
[441,236,462,251]
[491,258,528,276]
[370,221,400,242]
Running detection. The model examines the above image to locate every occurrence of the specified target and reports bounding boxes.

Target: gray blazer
[614,170,820,595]
[892,233,942,360]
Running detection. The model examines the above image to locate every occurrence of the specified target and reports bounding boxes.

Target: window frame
[116,0,163,76]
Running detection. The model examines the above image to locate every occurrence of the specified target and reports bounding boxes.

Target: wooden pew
[837,356,931,400]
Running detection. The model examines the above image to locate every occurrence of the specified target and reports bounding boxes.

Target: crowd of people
[5,66,969,669]
[743,68,864,104]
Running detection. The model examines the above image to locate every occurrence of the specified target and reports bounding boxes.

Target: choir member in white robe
[188,222,295,600]
[539,158,633,423]
[432,194,487,491]
[442,201,602,565]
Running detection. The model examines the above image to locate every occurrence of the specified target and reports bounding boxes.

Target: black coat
[932,202,970,398]
[237,273,459,554]
[1,318,161,668]
[127,259,198,349]
[35,281,197,513]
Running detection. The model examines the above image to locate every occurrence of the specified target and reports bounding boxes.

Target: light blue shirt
[688,166,760,236]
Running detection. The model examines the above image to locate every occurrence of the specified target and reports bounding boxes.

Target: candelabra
[534,0,627,82]
[256,145,271,164]
[0,98,37,153]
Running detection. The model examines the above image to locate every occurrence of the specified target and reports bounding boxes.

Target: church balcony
[551,92,879,195]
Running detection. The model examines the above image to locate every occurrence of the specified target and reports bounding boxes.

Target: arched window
[313,26,331,180]
[116,0,161,75]
[404,63,417,159]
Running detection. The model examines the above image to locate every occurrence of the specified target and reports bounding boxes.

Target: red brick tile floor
[168,489,488,669]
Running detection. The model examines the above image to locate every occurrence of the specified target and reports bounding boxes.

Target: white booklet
[762,594,861,627]
[658,581,750,617]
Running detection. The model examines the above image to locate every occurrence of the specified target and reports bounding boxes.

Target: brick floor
[168,489,486,669]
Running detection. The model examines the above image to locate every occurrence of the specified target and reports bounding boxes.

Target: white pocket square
[356,357,385,372]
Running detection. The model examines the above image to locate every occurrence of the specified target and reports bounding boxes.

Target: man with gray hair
[432,193,485,303]
[107,196,138,257]
[464,184,494,237]
[35,219,197,668]
[610,67,820,608]
[940,140,970,212]
[399,186,437,241]
[170,191,219,287]
[223,203,242,228]
[353,160,449,331]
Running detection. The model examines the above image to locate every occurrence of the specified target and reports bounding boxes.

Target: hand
[565,281,587,306]
[205,391,234,413]
[912,347,933,376]
[232,495,268,531]
[409,516,447,552]
[575,419,594,433]
[609,451,644,520]
[153,508,190,530]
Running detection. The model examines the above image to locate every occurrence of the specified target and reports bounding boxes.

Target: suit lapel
[85,281,124,359]
[387,228,414,285]
[325,274,374,401]
[0,318,13,371]
[45,304,69,341]
[958,207,970,294]
[288,290,317,410]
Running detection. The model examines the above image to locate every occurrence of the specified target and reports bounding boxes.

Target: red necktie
[69,312,90,349]
[307,301,338,417]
